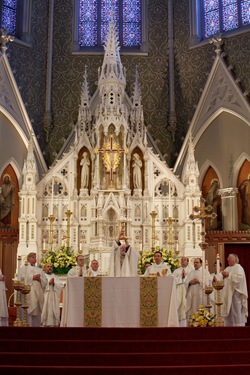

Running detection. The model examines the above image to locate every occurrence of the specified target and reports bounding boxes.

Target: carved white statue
[132,153,142,189]
[80,152,90,189]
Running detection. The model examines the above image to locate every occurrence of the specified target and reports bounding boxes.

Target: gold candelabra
[48,214,55,250]
[65,210,72,249]
[150,210,157,250]
[205,286,213,310]
[213,280,224,326]
[13,279,23,326]
[21,284,31,326]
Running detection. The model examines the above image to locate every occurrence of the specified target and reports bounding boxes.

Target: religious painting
[237,159,250,230]
[0,165,19,229]
[202,167,222,230]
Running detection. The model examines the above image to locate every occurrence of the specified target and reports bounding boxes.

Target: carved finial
[209,34,224,55]
[0,28,14,54]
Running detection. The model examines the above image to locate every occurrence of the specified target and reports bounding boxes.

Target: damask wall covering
[6,0,250,167]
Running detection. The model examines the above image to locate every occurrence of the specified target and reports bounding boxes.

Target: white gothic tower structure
[17,19,203,273]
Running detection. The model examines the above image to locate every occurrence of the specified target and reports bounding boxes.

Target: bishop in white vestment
[221,253,248,326]
[41,263,63,326]
[172,257,194,326]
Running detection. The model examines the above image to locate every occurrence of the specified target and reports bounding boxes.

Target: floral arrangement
[189,305,216,327]
[138,248,180,275]
[39,246,77,275]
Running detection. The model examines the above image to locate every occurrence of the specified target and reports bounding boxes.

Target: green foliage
[39,246,77,275]
[138,248,180,275]
[189,305,216,327]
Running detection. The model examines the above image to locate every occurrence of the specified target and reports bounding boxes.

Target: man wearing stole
[143,251,172,277]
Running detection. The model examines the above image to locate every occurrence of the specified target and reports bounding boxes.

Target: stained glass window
[0,0,17,35]
[78,0,142,48]
[203,0,250,38]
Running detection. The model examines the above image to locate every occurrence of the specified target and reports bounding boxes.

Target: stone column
[219,188,238,231]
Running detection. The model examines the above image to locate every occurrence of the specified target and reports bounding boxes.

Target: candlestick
[24,261,28,284]
[50,176,54,216]
[202,250,206,289]
[150,210,157,250]
[169,180,172,217]
[216,253,220,275]
[17,255,22,281]
[205,260,209,286]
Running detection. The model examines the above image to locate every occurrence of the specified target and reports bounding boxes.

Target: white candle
[205,260,209,286]
[79,242,83,251]
[216,254,220,275]
[202,251,205,288]
[175,242,179,253]
[43,239,46,251]
[24,261,28,284]
[17,255,22,281]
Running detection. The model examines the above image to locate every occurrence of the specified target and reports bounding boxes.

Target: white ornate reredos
[17,20,202,273]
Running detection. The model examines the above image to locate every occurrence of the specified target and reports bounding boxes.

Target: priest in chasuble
[109,228,139,277]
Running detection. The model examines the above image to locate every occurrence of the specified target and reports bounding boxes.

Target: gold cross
[189,197,217,243]
[94,134,128,189]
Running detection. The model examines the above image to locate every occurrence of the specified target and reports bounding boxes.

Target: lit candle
[17,255,22,281]
[24,261,28,284]
[202,251,206,288]
[175,242,179,253]
[205,260,209,286]
[216,254,220,275]
[79,242,83,251]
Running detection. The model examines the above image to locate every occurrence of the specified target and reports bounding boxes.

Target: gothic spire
[98,16,126,88]
[76,65,93,140]
[183,134,200,192]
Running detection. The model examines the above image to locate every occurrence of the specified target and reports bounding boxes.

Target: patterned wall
[6,0,250,167]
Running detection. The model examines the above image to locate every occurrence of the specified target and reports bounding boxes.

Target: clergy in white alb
[109,229,139,277]
[41,263,63,326]
[87,259,103,277]
[172,257,194,326]
[143,251,172,277]
[221,253,248,326]
[20,252,47,327]
[185,258,211,323]
[0,269,8,326]
[67,255,87,277]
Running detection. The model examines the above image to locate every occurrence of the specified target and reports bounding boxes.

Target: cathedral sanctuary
[0,0,250,326]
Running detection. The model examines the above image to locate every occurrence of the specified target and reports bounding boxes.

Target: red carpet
[1,326,250,374]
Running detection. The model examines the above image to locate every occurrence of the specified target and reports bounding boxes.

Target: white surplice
[222,263,248,326]
[41,273,63,326]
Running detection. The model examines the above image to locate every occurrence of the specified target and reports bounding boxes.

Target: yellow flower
[40,246,77,275]
[138,248,180,274]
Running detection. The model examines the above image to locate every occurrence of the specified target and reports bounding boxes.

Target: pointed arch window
[0,0,18,35]
[73,0,148,54]
[0,0,32,44]
[190,0,250,46]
